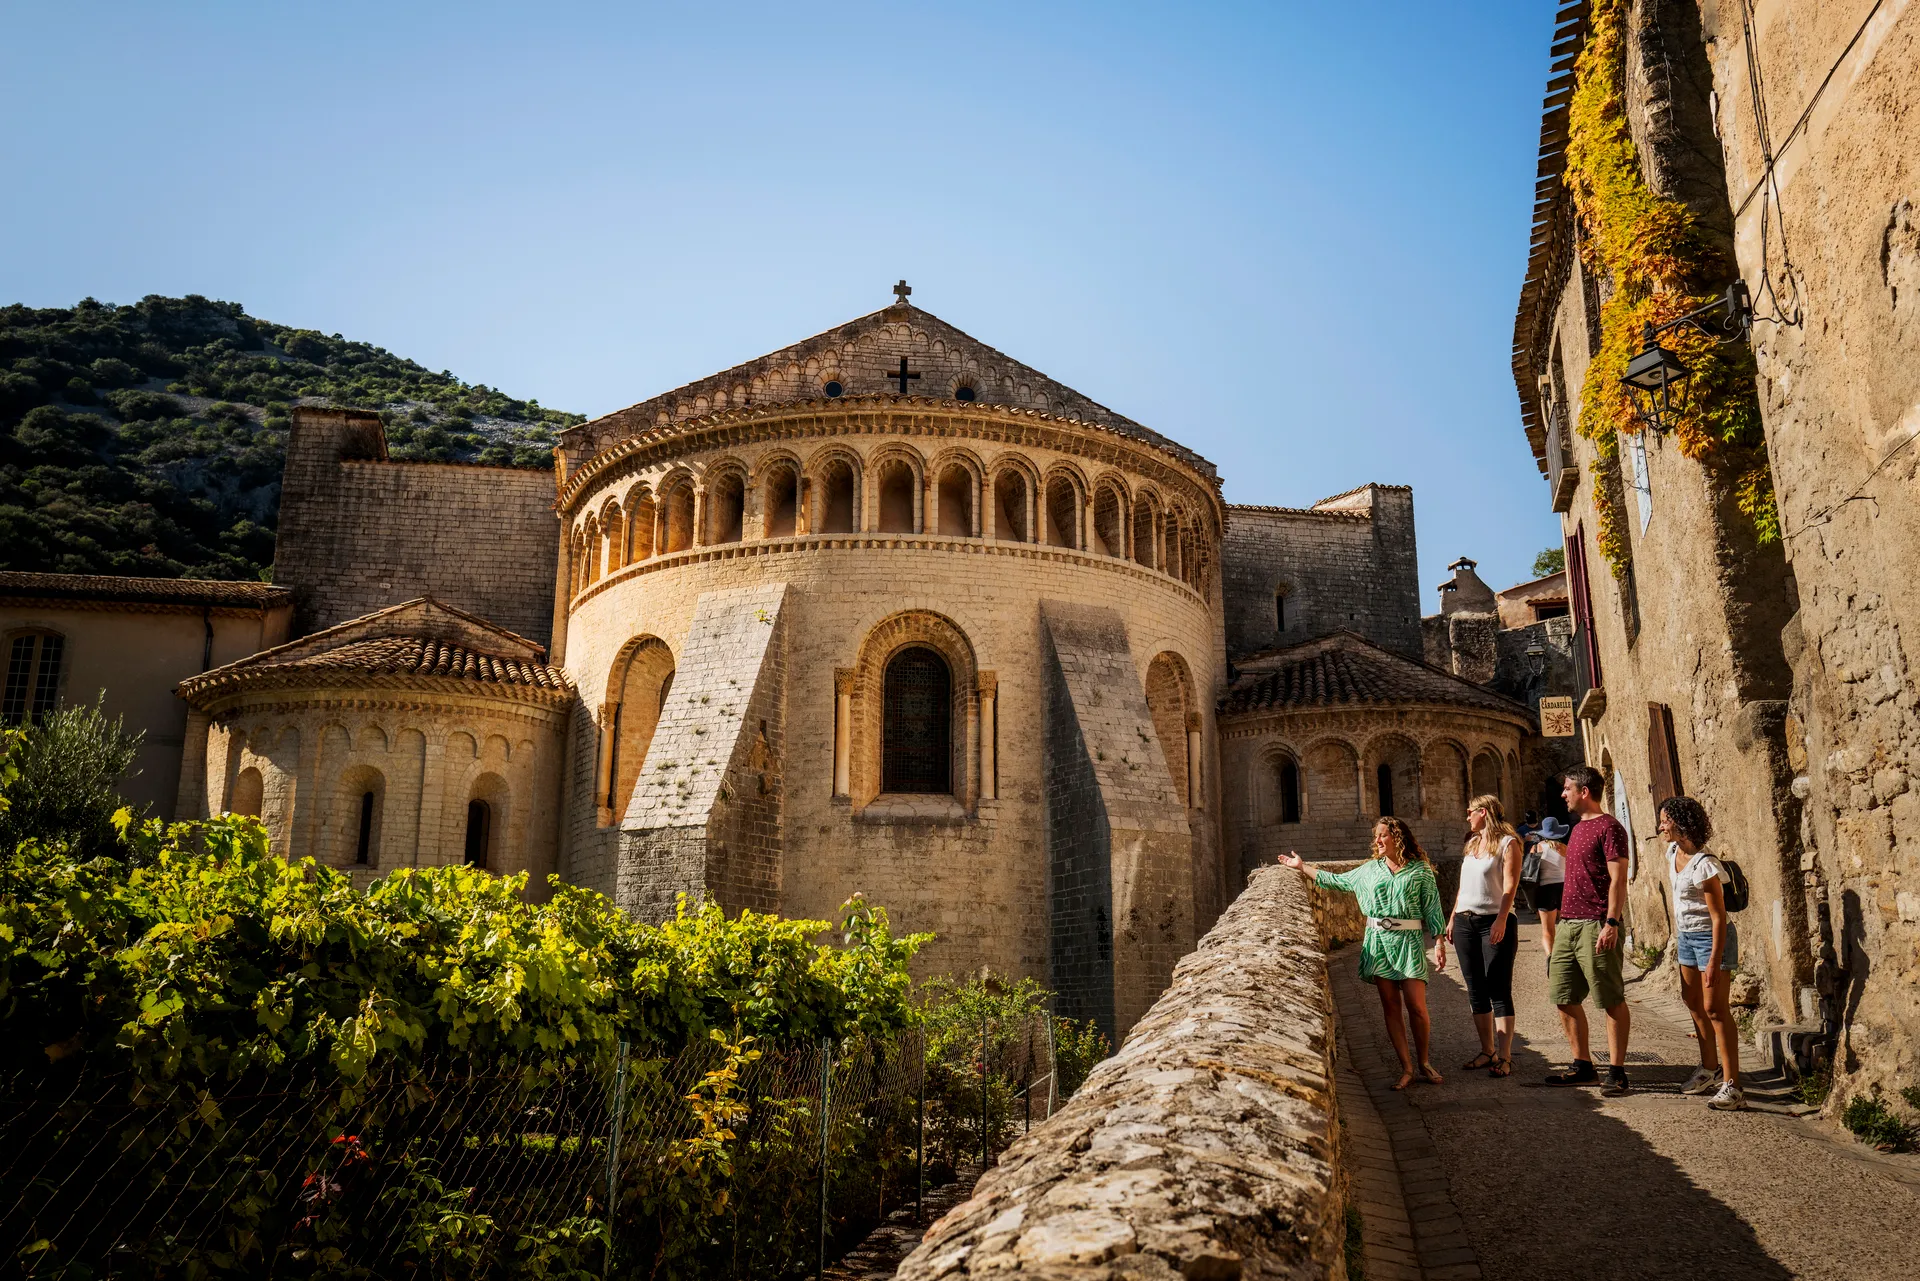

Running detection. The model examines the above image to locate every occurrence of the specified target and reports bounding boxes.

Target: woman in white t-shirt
[1525,816,1569,958]
[1659,795,1745,1111]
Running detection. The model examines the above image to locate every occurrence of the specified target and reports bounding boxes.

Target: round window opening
[823,380,844,398]
[954,384,977,402]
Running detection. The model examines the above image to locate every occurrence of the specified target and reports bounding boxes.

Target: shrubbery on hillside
[0,295,582,581]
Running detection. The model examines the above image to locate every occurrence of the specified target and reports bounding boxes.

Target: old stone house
[3,292,1528,1040]
[1514,0,1919,1097]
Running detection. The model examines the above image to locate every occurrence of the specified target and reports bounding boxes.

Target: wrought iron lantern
[1619,281,1752,433]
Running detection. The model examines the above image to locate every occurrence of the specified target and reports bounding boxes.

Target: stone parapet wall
[895,865,1347,1281]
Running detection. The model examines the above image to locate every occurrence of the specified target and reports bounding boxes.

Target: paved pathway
[1329,918,1920,1281]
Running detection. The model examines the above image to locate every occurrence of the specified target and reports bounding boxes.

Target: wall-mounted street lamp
[1620,281,1753,433]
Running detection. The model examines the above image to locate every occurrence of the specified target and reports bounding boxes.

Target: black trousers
[1452,911,1519,1018]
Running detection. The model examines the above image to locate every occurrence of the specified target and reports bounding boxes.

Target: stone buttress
[616,583,787,921]
[1041,600,1194,1041]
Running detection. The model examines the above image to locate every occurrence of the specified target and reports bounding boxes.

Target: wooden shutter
[1566,527,1602,689]
[1646,703,1683,807]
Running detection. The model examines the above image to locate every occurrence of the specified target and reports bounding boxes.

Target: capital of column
[976,670,998,698]
[834,667,857,697]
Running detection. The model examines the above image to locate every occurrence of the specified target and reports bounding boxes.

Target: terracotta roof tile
[267,635,570,690]
[0,571,291,610]
[1222,631,1530,720]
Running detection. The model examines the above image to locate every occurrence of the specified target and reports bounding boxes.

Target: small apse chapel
[156,285,1531,1038]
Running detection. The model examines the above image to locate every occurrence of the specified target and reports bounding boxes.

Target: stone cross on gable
[885,357,921,395]
[892,280,911,305]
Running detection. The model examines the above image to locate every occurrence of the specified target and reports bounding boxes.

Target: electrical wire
[1784,423,1920,540]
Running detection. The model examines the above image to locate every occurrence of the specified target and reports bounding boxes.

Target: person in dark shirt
[1544,764,1634,1095]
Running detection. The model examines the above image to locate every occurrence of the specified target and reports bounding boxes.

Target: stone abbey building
[11,292,1532,1038]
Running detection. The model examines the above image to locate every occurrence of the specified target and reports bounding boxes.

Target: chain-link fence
[2,1013,1088,1279]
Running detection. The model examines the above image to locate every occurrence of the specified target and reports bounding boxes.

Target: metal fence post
[818,1038,831,1281]
[605,1039,630,1275]
[916,1029,926,1225]
[1045,1005,1058,1118]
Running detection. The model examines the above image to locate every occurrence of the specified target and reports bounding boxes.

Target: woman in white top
[1526,816,1570,957]
[1659,795,1745,1111]
[1444,794,1524,1077]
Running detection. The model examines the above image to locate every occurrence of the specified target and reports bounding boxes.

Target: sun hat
[1531,816,1571,841]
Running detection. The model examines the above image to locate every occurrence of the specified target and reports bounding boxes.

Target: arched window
[355,791,376,865]
[663,481,695,552]
[1132,499,1156,567]
[1093,487,1124,557]
[819,459,856,533]
[882,647,951,794]
[464,799,491,868]
[584,516,602,582]
[603,505,625,573]
[1377,763,1395,817]
[1044,475,1078,548]
[1275,591,1289,636]
[764,464,799,537]
[1279,759,1301,823]
[2,630,64,723]
[877,459,916,533]
[707,471,745,544]
[602,638,676,825]
[936,464,973,536]
[994,469,1029,542]
[628,490,657,561]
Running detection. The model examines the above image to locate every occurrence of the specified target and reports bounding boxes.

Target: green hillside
[0,295,582,581]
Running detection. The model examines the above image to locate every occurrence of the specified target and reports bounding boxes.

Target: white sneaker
[1707,1081,1747,1111]
[1682,1067,1717,1096]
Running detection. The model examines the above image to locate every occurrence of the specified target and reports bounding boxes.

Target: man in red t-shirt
[1544,764,1633,1095]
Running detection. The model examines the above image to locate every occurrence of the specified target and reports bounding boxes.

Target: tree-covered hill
[0,295,582,581]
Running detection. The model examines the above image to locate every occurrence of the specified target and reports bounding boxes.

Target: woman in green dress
[1280,816,1448,1091]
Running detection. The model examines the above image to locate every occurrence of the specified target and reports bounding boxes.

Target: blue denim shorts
[1676,925,1737,970]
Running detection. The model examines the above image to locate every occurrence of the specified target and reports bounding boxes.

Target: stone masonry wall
[895,864,1346,1281]
[616,583,787,921]
[1698,0,1920,1097]
[1042,601,1195,1041]
[276,407,559,645]
[1221,486,1421,661]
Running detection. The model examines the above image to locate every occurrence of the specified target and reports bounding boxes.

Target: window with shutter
[1646,703,1683,808]
[1566,529,1602,691]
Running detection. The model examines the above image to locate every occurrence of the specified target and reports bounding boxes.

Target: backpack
[1719,858,1750,914]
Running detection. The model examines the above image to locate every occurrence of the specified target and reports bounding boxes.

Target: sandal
[1462,1051,1496,1071]
[1488,1057,1513,1078]
[1392,1067,1416,1091]
[1417,1063,1444,1085]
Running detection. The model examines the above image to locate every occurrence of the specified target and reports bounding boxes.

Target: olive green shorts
[1548,918,1627,1010]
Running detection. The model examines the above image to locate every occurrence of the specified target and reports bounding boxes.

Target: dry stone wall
[895,865,1345,1281]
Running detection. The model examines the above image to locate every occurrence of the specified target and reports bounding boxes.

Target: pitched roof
[1220,631,1531,721]
[0,571,292,612]
[559,299,1217,478]
[177,597,570,706]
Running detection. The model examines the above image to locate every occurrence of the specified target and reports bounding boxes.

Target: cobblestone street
[1332,920,1920,1281]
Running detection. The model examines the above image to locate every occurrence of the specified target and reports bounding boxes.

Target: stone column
[916,471,928,534]
[1026,483,1038,543]
[175,708,212,820]
[983,474,997,540]
[692,487,708,547]
[797,478,812,535]
[978,672,998,801]
[833,667,855,798]
[1186,712,1203,809]
[972,473,984,537]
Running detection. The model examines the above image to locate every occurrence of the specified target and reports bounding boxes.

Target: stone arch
[464,772,510,870]
[869,446,924,534]
[1470,746,1504,806]
[335,761,386,868]
[582,514,602,583]
[625,483,657,561]
[1130,488,1161,568]
[928,447,984,538]
[850,610,978,806]
[808,447,862,535]
[1302,737,1360,821]
[1424,739,1471,823]
[602,636,676,825]
[1092,475,1130,558]
[1364,732,1422,819]
[1144,651,1195,806]
[1257,741,1303,826]
[659,472,697,553]
[990,455,1039,543]
[230,765,264,818]
[1163,508,1186,581]
[599,498,626,574]
[569,528,587,595]
[704,461,747,545]
[1042,465,1085,549]
[760,452,803,538]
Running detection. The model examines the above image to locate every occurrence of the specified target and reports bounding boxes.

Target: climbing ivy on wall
[1564,0,1779,575]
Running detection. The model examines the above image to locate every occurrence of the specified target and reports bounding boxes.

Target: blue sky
[1,1,1563,595]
